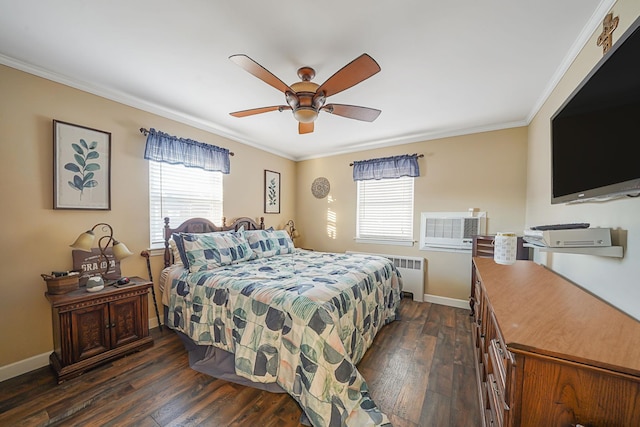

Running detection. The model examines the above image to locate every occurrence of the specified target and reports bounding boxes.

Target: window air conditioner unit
[419,211,486,252]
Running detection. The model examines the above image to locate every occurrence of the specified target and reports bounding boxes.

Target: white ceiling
[0,0,611,160]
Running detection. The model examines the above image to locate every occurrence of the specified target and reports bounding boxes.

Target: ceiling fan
[229,53,381,134]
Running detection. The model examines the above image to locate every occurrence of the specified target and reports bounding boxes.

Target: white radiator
[346,251,425,302]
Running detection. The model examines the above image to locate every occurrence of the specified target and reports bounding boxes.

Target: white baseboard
[423,294,470,309]
[0,316,161,383]
[0,351,50,383]
[149,315,161,330]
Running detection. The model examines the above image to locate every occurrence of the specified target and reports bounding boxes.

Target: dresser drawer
[488,341,505,393]
[486,373,504,427]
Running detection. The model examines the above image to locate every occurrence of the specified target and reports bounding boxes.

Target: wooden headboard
[163,216,265,268]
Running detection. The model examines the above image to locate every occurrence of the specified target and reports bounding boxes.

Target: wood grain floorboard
[0,300,481,426]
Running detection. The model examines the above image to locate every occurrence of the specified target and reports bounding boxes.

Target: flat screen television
[551,15,640,204]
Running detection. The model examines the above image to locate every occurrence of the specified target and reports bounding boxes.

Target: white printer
[523,228,611,248]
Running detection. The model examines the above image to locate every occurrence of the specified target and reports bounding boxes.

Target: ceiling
[0,0,610,160]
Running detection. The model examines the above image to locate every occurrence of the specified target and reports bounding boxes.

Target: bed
[157,216,402,427]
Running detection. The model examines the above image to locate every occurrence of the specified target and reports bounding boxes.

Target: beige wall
[0,64,295,369]
[526,1,640,320]
[296,127,528,302]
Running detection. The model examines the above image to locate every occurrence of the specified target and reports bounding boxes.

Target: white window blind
[149,161,223,247]
[356,176,414,244]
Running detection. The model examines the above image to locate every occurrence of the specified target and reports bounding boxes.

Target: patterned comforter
[165,250,402,426]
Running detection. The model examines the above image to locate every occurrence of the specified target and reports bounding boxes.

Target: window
[356,176,414,245]
[149,161,223,247]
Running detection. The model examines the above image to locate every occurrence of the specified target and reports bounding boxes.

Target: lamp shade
[285,220,300,239]
[70,222,132,280]
[70,230,96,251]
[112,240,133,260]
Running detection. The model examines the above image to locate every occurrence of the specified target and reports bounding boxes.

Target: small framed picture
[264,170,280,214]
[53,120,111,210]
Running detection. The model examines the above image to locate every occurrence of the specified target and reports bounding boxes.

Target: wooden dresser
[471,257,640,426]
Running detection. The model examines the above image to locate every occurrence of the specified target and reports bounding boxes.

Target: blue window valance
[143,128,230,174]
[352,154,420,181]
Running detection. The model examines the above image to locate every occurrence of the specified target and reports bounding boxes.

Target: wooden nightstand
[45,277,153,383]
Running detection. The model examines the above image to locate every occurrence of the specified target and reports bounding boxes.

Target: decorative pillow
[271,229,295,254]
[245,229,295,259]
[182,230,254,273]
[170,233,188,267]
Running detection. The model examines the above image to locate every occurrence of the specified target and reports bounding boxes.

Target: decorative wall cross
[597,13,619,55]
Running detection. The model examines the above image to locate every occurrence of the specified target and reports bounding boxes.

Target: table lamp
[70,223,133,285]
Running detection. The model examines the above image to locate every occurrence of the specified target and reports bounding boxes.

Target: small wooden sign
[72,248,121,285]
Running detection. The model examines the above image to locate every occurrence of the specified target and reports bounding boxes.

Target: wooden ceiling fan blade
[299,122,314,134]
[230,105,290,118]
[229,54,293,93]
[322,104,381,122]
[316,54,381,97]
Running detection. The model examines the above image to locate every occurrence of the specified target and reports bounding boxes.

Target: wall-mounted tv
[551,15,640,204]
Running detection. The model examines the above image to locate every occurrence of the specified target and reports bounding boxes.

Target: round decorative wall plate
[311,177,330,199]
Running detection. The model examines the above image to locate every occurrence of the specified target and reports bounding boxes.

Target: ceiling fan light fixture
[293,107,318,123]
[229,54,382,133]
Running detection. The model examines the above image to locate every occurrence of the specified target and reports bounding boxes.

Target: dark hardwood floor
[0,300,480,426]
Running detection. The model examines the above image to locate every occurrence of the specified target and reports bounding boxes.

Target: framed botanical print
[53,120,111,210]
[264,170,280,214]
